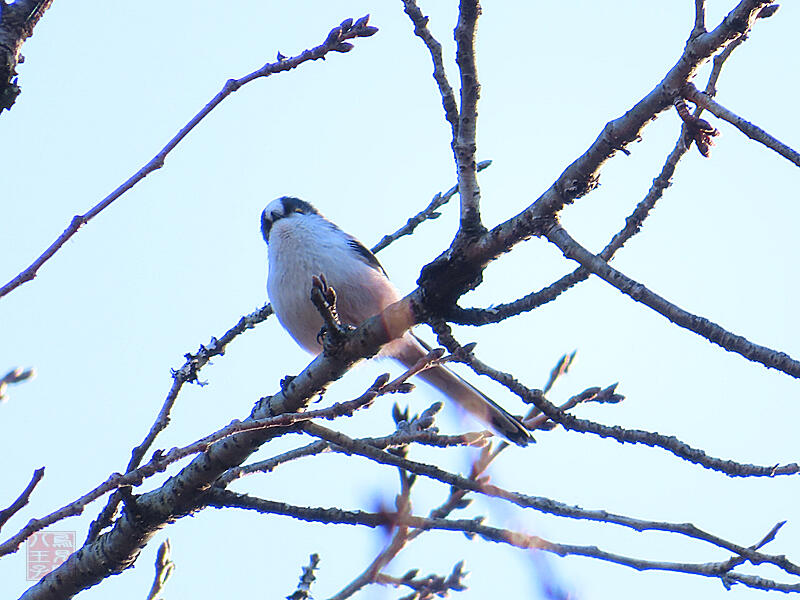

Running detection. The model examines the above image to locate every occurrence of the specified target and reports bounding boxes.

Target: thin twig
[207,490,799,592]
[0,16,378,299]
[300,422,800,580]
[408,352,586,539]
[0,468,45,530]
[457,1,774,272]
[218,426,483,488]
[85,303,274,542]
[287,553,321,600]
[463,350,799,478]
[684,82,800,167]
[329,455,414,600]
[400,0,459,138]
[1,375,391,558]
[375,563,467,598]
[371,160,492,254]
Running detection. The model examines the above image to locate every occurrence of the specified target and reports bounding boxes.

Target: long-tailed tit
[261,196,533,446]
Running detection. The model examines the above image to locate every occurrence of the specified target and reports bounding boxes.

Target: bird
[261,196,533,446]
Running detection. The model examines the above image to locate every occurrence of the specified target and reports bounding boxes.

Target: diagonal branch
[417,1,773,312]
[450,19,758,326]
[86,303,274,543]
[459,0,773,271]
[18,289,420,598]
[544,221,800,379]
[3,374,396,560]
[449,136,689,325]
[371,160,492,254]
[0,16,378,300]
[462,350,800,478]
[683,82,800,167]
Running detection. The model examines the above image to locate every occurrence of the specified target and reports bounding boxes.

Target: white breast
[267,214,402,355]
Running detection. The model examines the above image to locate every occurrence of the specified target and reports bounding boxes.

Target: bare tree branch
[15,282,425,597]
[544,221,800,379]
[218,425,485,489]
[460,347,800,478]
[144,539,174,600]
[328,455,414,600]
[2,373,401,559]
[375,563,467,598]
[300,422,800,582]
[210,490,800,592]
[450,18,757,326]
[401,0,459,137]
[86,303,274,543]
[0,467,44,530]
[371,160,492,254]
[415,1,772,318]
[6,2,794,596]
[0,16,378,300]
[452,0,483,234]
[287,553,321,600]
[684,82,800,166]
[0,0,54,111]
[693,0,707,37]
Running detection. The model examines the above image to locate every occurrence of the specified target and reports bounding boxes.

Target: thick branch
[417,1,772,312]
[4,374,392,561]
[18,290,418,598]
[450,22,754,326]
[0,0,54,111]
[450,137,688,325]
[461,0,772,268]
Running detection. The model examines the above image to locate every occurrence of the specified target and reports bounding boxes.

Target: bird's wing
[347,238,388,276]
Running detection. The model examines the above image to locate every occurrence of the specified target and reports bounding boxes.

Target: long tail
[393,334,534,447]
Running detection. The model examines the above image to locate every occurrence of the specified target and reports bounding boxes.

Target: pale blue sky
[1,2,799,599]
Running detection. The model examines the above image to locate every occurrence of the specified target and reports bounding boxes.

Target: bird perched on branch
[261,196,533,446]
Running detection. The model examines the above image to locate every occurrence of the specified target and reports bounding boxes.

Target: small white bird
[261,196,533,446]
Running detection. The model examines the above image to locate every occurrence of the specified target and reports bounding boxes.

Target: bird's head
[261,196,320,243]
